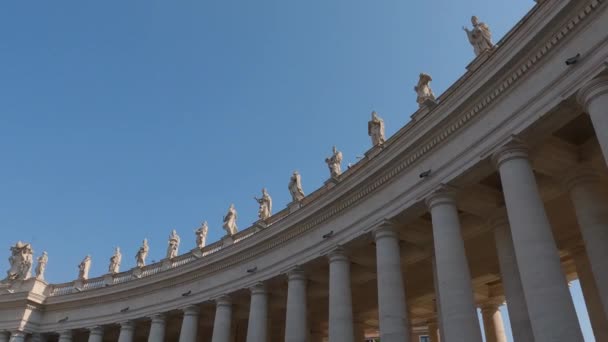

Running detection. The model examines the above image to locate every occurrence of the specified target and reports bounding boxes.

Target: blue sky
[0,1,594,340]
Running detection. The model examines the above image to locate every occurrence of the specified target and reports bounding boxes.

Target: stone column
[427,321,439,342]
[87,326,104,342]
[578,76,608,164]
[353,322,366,342]
[328,247,355,342]
[373,222,410,342]
[246,283,268,342]
[118,321,135,342]
[425,187,482,342]
[211,296,232,342]
[178,305,200,342]
[58,331,72,342]
[492,142,584,342]
[31,334,47,342]
[148,314,166,342]
[431,258,444,340]
[8,331,25,342]
[572,248,608,342]
[285,267,308,342]
[565,169,608,317]
[491,216,534,342]
[480,303,507,342]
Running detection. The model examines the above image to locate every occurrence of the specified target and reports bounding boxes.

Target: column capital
[327,245,349,263]
[149,313,166,323]
[182,305,200,316]
[562,167,601,191]
[10,331,26,338]
[286,265,306,281]
[577,75,608,111]
[249,282,266,295]
[480,302,502,312]
[118,321,135,331]
[424,184,457,210]
[214,294,231,307]
[88,326,104,336]
[371,219,399,241]
[491,139,529,169]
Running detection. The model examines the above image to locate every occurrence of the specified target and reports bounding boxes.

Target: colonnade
[3,77,608,342]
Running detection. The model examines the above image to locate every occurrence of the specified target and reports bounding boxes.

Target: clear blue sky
[0,1,594,340]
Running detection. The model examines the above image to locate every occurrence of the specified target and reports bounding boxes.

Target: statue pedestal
[103,274,114,286]
[253,220,268,232]
[466,49,493,71]
[222,235,234,247]
[192,248,204,259]
[132,267,143,279]
[365,145,383,159]
[161,259,173,271]
[73,279,84,292]
[288,201,302,213]
[324,177,339,189]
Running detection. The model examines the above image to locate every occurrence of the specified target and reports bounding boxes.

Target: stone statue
[35,252,48,281]
[414,73,436,107]
[222,204,238,236]
[325,146,343,178]
[288,171,305,202]
[463,16,494,56]
[78,255,92,280]
[135,239,149,268]
[195,222,209,249]
[254,188,273,220]
[108,247,122,274]
[166,230,180,259]
[3,241,34,282]
[368,111,385,146]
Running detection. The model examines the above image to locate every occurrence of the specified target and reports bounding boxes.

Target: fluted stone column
[285,267,308,342]
[425,187,482,342]
[211,296,232,342]
[480,303,507,342]
[178,305,200,342]
[87,326,104,342]
[328,247,355,342]
[118,321,135,342]
[148,314,166,342]
[491,216,534,342]
[427,321,439,342]
[572,248,608,342]
[58,330,72,342]
[492,142,584,342]
[578,76,608,164]
[246,283,268,342]
[565,169,608,317]
[8,331,25,342]
[373,222,410,342]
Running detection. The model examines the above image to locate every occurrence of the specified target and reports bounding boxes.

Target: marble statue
[108,247,122,274]
[195,222,209,249]
[254,188,273,220]
[222,204,238,236]
[166,230,180,259]
[3,241,34,282]
[414,73,436,107]
[135,239,149,268]
[288,171,305,202]
[35,252,48,281]
[463,16,494,56]
[78,255,92,281]
[325,146,343,178]
[368,111,386,146]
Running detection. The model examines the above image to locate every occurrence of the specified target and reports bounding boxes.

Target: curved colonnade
[2,0,608,341]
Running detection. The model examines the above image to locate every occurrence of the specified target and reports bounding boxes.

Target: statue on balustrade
[368,111,385,146]
[35,251,48,281]
[325,146,343,178]
[78,255,92,280]
[2,241,34,282]
[135,238,149,268]
[196,222,209,249]
[108,247,122,274]
[166,230,180,259]
[414,73,436,108]
[288,170,305,202]
[254,188,273,221]
[463,16,494,56]
[223,204,238,236]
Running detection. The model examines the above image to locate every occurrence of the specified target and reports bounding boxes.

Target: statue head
[202,221,208,229]
[143,238,148,246]
[471,16,479,26]
[115,247,120,254]
[332,146,337,154]
[230,203,235,210]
